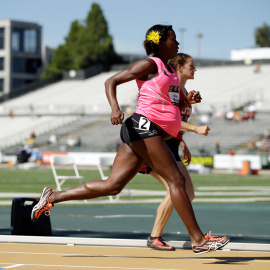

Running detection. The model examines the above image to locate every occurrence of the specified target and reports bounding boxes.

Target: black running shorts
[120,113,160,145]
[165,137,181,161]
[138,138,182,175]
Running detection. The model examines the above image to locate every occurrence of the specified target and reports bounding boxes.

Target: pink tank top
[135,57,181,138]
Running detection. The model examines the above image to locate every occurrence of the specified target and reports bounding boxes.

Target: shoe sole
[147,244,175,251]
[193,237,230,255]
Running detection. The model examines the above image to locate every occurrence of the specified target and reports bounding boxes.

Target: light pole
[179,28,186,52]
[195,32,203,59]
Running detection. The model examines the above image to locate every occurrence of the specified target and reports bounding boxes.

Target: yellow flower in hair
[147,30,161,45]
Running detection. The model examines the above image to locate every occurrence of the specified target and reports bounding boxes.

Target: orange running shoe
[192,231,230,255]
[31,187,54,222]
[147,236,176,251]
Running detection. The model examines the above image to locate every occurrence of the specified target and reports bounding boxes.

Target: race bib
[169,86,180,106]
[139,116,151,130]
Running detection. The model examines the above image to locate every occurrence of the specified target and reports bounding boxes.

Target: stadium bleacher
[187,64,270,113]
[0,71,138,115]
[0,63,269,155]
[184,112,270,155]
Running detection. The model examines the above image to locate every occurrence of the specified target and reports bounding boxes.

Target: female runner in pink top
[135,56,181,138]
[31,24,229,255]
[140,53,211,251]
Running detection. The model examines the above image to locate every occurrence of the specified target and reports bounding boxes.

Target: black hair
[143,24,173,56]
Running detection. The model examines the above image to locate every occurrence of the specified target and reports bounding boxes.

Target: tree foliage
[42,3,120,78]
[255,23,270,47]
[42,45,73,78]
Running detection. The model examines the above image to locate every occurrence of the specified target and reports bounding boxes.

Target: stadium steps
[184,112,269,156]
[34,115,121,153]
[1,65,270,154]
[0,115,79,150]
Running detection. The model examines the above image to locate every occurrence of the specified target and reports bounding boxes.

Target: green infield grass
[0,167,269,203]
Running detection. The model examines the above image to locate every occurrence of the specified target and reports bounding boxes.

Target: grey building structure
[0,19,42,96]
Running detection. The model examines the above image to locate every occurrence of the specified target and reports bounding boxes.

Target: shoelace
[205,231,221,241]
[44,203,53,216]
[157,237,169,246]
[205,231,212,240]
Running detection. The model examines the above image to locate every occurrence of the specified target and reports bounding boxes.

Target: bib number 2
[139,117,150,130]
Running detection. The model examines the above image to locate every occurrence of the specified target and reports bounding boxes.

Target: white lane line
[0,251,96,256]
[57,214,154,219]
[0,197,270,206]
[194,197,270,202]
[0,199,164,206]
[0,193,40,198]
[1,237,270,251]
[197,186,270,190]
[0,265,24,269]
[0,259,269,270]
[94,215,154,218]
[0,263,183,270]
[195,191,270,196]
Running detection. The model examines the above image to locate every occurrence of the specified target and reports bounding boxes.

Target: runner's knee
[167,170,186,187]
